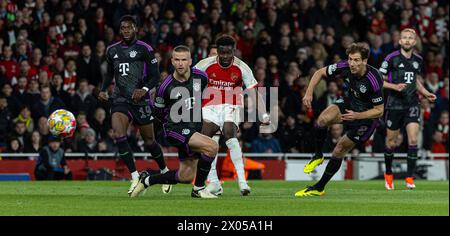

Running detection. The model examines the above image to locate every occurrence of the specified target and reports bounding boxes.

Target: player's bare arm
[416,76,437,102]
[303,67,327,109]
[383,80,407,92]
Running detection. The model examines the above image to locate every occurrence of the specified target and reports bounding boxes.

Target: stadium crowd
[0,0,448,159]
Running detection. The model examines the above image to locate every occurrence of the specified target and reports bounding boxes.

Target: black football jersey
[325,60,384,113]
[104,39,159,105]
[154,68,209,129]
[379,50,423,110]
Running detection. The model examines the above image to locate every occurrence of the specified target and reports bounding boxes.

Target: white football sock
[207,135,220,184]
[131,171,139,180]
[225,138,246,184]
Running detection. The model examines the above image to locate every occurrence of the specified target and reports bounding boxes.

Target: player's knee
[204,141,219,157]
[144,139,155,147]
[332,145,347,158]
[317,116,329,128]
[408,138,418,146]
[386,138,397,149]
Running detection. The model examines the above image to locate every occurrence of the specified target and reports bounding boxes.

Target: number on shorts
[139,106,151,119]
[409,107,419,117]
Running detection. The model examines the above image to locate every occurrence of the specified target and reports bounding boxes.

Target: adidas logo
[399,63,404,68]
[114,54,119,59]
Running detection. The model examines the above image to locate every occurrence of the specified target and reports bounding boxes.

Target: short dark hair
[173,45,191,53]
[120,15,137,26]
[215,35,236,48]
[346,42,370,60]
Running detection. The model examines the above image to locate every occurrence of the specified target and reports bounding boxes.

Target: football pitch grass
[0,180,448,216]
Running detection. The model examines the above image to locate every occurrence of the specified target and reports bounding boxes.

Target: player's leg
[384,109,402,190]
[138,122,172,193]
[296,135,355,197]
[384,128,399,190]
[130,149,192,198]
[222,121,250,196]
[201,116,222,194]
[405,122,420,189]
[206,134,223,195]
[187,132,219,198]
[111,111,138,195]
[304,104,342,174]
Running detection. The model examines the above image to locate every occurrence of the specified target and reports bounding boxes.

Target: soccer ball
[47,109,76,138]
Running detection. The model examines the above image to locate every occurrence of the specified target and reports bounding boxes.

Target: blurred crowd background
[0,0,448,159]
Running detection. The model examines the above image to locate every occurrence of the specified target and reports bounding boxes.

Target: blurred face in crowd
[49,140,61,151]
[0,98,7,110]
[95,108,106,123]
[348,52,367,75]
[78,81,89,93]
[217,45,234,68]
[15,122,26,135]
[40,87,51,101]
[399,29,416,52]
[328,81,339,95]
[3,45,13,58]
[20,106,31,118]
[82,45,91,58]
[2,84,12,96]
[440,112,449,125]
[38,116,49,134]
[18,77,28,89]
[29,79,39,92]
[120,20,136,42]
[31,131,41,144]
[96,40,105,54]
[10,139,20,151]
[52,74,63,87]
[330,124,343,139]
[171,50,192,77]
[208,47,218,57]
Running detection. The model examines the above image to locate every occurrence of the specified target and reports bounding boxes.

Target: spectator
[50,73,72,110]
[34,135,72,180]
[251,133,282,153]
[6,136,23,154]
[9,120,29,148]
[63,58,77,94]
[31,85,65,122]
[13,106,33,133]
[71,79,97,116]
[89,107,110,140]
[0,95,12,148]
[24,130,42,153]
[276,116,303,153]
[323,124,344,152]
[12,76,32,108]
[76,44,102,87]
[77,128,99,153]
[0,45,18,84]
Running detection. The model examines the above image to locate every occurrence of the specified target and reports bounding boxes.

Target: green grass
[0,180,447,216]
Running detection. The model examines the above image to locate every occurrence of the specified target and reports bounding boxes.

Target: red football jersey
[194,56,257,106]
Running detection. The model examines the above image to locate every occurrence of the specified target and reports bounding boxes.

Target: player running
[130,45,218,199]
[296,43,384,197]
[194,35,270,196]
[380,28,436,190]
[98,15,171,196]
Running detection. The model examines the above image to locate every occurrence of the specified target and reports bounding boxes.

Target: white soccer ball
[47,109,77,138]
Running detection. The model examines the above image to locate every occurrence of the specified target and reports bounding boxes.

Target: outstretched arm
[303,67,327,109]
[417,76,437,102]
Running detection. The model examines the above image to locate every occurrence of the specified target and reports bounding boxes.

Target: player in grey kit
[380,28,436,190]
[98,15,170,196]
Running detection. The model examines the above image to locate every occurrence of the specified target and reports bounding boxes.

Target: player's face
[399,31,416,52]
[348,53,367,75]
[120,21,136,42]
[217,45,234,68]
[171,51,192,76]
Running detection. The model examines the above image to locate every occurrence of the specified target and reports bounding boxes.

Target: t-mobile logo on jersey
[119,63,130,76]
[404,72,414,84]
